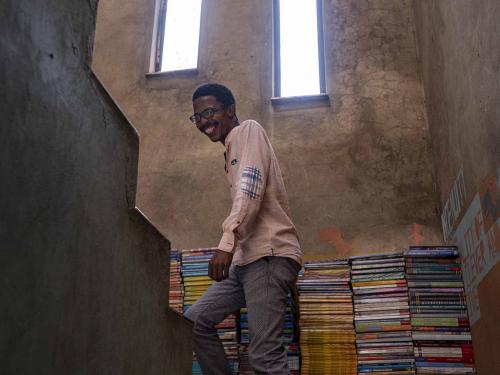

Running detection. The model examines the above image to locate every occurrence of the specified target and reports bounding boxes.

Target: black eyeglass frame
[189,106,223,124]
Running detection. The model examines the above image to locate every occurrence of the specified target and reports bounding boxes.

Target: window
[153,0,203,72]
[273,0,326,98]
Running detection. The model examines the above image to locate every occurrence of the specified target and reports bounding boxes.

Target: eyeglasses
[189,107,222,124]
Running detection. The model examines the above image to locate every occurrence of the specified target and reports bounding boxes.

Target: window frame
[154,0,167,72]
[150,0,203,74]
[272,0,326,98]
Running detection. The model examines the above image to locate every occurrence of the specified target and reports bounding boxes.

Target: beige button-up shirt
[217,120,302,267]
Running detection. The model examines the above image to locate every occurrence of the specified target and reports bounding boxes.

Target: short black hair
[192,83,235,108]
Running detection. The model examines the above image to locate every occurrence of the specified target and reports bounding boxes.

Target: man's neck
[221,119,240,145]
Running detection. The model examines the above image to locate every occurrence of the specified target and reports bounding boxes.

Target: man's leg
[184,266,245,375]
[240,257,301,375]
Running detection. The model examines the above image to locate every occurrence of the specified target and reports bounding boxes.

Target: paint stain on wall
[409,223,424,245]
[479,173,498,232]
[319,227,353,256]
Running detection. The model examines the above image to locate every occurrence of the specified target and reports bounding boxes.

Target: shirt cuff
[218,232,236,253]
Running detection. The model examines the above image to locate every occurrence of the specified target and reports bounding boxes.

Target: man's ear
[226,103,236,118]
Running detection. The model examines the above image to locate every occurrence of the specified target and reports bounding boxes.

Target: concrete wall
[93,0,442,259]
[412,1,500,374]
[0,0,192,374]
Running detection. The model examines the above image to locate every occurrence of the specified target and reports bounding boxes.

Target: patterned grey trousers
[184,256,301,375]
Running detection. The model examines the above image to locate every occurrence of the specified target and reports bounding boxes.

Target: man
[184,83,302,375]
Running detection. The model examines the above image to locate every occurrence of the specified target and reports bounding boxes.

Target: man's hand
[208,250,233,282]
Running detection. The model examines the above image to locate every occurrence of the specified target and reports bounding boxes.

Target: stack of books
[297,260,357,375]
[181,248,239,374]
[405,246,476,375]
[238,295,299,374]
[351,253,415,374]
[238,307,251,374]
[168,248,183,313]
[217,313,239,374]
[285,294,300,375]
[181,248,215,313]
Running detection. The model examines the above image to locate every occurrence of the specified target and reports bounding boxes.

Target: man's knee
[184,305,198,323]
[185,304,215,333]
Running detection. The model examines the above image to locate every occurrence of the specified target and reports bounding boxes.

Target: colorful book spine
[168,249,183,313]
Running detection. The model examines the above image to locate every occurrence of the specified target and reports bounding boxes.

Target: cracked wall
[413,1,500,373]
[93,0,441,258]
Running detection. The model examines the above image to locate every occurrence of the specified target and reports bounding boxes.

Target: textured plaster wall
[0,0,192,374]
[93,0,442,259]
[412,1,500,374]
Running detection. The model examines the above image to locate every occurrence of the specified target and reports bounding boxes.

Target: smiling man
[184,83,302,375]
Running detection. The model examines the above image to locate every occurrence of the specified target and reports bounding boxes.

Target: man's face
[192,95,235,144]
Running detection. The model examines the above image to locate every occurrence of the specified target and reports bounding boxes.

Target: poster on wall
[451,171,499,324]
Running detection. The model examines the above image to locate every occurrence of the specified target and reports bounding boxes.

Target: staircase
[0,0,193,373]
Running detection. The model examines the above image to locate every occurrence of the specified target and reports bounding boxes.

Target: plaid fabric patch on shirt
[240,166,262,199]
